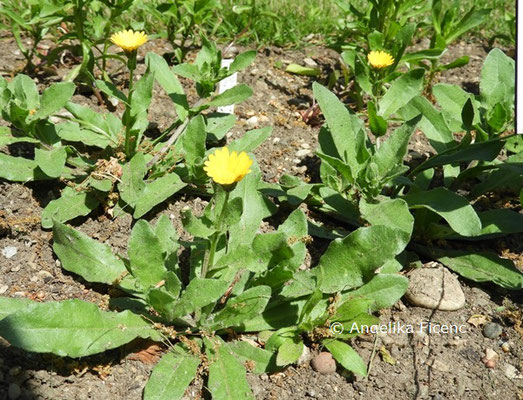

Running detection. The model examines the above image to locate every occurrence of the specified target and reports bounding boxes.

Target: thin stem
[201,190,230,279]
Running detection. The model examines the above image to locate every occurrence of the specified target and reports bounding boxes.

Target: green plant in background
[422,0,490,90]
[0,38,256,228]
[0,0,66,72]
[145,0,221,64]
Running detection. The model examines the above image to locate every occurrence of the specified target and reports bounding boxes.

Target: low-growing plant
[0,143,412,398]
[277,69,523,291]
[0,36,257,228]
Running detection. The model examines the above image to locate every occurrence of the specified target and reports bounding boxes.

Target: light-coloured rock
[246,116,259,129]
[297,345,311,365]
[2,246,18,259]
[405,265,465,310]
[296,149,311,157]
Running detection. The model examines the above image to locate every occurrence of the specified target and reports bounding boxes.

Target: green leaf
[360,198,413,248]
[228,127,272,153]
[143,347,200,400]
[34,147,67,178]
[182,115,206,167]
[133,173,186,218]
[207,343,254,400]
[0,153,47,182]
[0,299,158,357]
[436,55,470,72]
[130,71,154,116]
[41,190,100,229]
[404,187,481,237]
[119,152,146,207]
[53,221,127,284]
[367,101,387,137]
[317,225,406,293]
[285,63,321,76]
[0,297,33,321]
[398,96,455,153]
[324,340,367,376]
[436,251,523,290]
[206,113,236,141]
[480,48,515,110]
[343,274,409,312]
[228,50,256,74]
[128,220,167,289]
[432,83,477,131]
[55,121,114,149]
[228,172,273,249]
[33,82,75,120]
[370,116,420,181]
[313,82,367,176]
[379,69,424,118]
[173,278,228,318]
[182,210,215,237]
[95,80,128,105]
[445,8,490,44]
[208,286,271,330]
[88,177,113,192]
[11,74,39,110]
[209,84,253,107]
[276,338,304,366]
[146,52,189,121]
[226,341,277,374]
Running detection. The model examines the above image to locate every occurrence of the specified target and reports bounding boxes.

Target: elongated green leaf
[313,82,367,175]
[209,286,271,330]
[371,116,420,180]
[343,274,409,311]
[323,340,367,377]
[130,71,154,116]
[95,80,128,105]
[404,187,481,236]
[128,220,167,289]
[11,74,39,110]
[0,297,33,321]
[206,113,236,141]
[379,69,424,118]
[480,48,515,110]
[182,115,206,166]
[41,190,100,229]
[228,127,272,153]
[119,152,146,207]
[207,344,255,400]
[146,52,189,121]
[317,226,406,293]
[34,147,67,178]
[437,251,523,290]
[53,221,127,284]
[228,51,256,74]
[133,173,186,218]
[446,8,490,44]
[209,84,253,107]
[0,299,158,357]
[56,122,114,149]
[432,83,477,131]
[285,64,320,76]
[143,348,200,400]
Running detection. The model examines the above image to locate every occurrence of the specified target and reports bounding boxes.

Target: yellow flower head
[367,50,394,69]
[110,30,147,53]
[204,147,253,185]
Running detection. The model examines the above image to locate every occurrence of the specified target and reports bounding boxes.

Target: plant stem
[201,190,230,279]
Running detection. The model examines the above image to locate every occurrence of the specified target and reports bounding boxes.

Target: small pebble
[482,348,498,368]
[8,383,21,400]
[483,322,502,339]
[297,345,311,365]
[311,352,336,374]
[501,342,510,353]
[296,149,311,157]
[2,246,18,259]
[0,285,8,294]
[245,116,259,129]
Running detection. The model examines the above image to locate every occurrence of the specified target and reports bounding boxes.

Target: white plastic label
[217,59,237,114]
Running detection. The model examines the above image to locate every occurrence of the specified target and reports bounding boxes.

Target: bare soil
[0,35,521,400]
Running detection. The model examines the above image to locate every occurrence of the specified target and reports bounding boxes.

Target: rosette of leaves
[278,81,523,290]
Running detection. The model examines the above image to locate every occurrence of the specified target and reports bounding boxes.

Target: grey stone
[482,322,502,339]
[405,265,465,310]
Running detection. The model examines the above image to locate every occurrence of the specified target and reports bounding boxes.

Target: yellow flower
[110,30,147,53]
[204,147,253,185]
[367,51,394,69]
